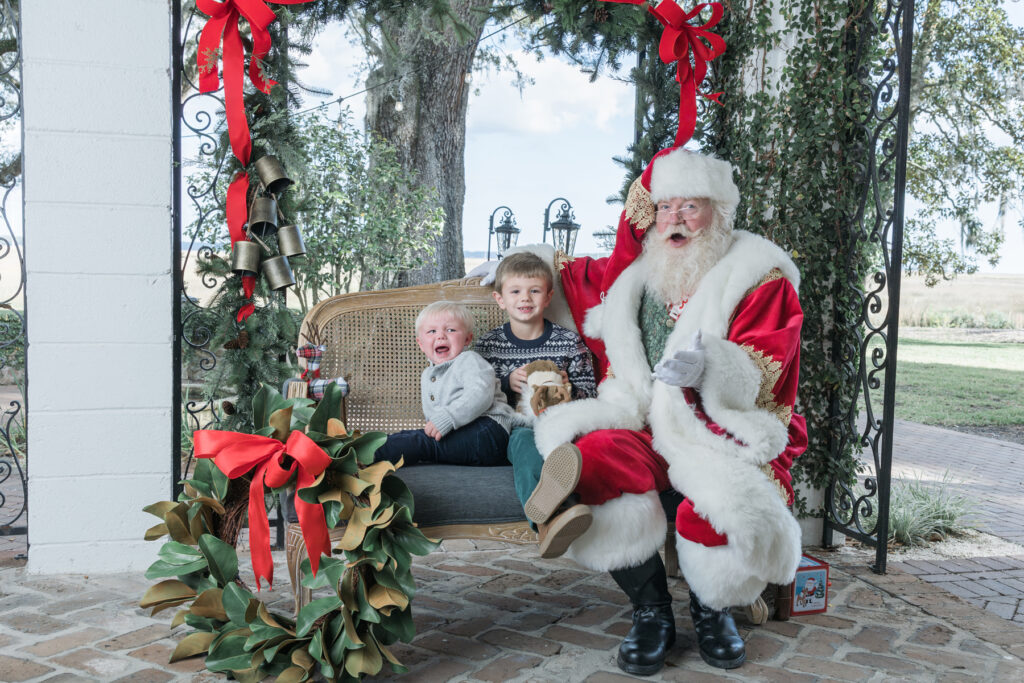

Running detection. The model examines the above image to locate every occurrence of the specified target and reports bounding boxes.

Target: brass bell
[262,254,295,290]
[231,240,262,275]
[254,156,294,195]
[248,197,278,237]
[277,224,306,259]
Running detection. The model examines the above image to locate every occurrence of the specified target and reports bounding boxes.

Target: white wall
[23,1,174,572]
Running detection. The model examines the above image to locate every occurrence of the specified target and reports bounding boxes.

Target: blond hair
[415,301,475,336]
[493,252,554,292]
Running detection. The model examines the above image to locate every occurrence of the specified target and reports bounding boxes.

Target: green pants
[508,427,545,524]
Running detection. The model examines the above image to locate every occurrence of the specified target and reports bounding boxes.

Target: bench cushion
[281,464,527,527]
[399,465,526,527]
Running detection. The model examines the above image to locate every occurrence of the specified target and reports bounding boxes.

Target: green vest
[639,290,677,370]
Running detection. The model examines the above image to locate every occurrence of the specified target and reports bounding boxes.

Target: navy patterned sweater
[475,320,597,407]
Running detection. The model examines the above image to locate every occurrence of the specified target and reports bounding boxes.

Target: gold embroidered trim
[625,177,655,232]
[741,344,792,426]
[759,463,791,504]
[555,249,574,272]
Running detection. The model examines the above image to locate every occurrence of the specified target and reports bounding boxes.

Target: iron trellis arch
[170,0,916,570]
[0,0,25,554]
[822,0,915,573]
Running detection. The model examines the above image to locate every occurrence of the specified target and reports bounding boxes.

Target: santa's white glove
[468,260,500,286]
[652,330,705,388]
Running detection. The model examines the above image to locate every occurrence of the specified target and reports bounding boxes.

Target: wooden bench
[283,276,779,622]
[284,277,537,610]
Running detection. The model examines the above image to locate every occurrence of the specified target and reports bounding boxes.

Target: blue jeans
[374,416,510,467]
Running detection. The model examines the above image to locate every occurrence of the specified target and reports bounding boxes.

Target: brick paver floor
[888,419,1024,625]
[1,543,1024,682]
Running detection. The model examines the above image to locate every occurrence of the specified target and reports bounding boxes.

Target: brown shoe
[538,504,592,559]
[525,443,582,525]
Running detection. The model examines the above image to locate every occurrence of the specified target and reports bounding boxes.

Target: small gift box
[790,553,830,616]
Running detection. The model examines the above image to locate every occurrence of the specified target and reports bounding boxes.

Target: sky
[297,6,1024,271]
[5,4,1019,272]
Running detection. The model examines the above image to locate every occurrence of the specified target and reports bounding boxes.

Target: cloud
[467,55,632,136]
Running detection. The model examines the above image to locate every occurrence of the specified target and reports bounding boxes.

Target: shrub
[887,471,974,547]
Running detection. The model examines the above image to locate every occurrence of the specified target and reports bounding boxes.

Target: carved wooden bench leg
[285,523,309,616]
[286,522,348,615]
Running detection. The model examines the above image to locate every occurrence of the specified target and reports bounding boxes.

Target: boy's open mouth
[433,344,450,356]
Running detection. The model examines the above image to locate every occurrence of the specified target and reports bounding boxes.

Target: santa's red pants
[573,428,728,547]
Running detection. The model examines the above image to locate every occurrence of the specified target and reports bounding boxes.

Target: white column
[23,1,174,572]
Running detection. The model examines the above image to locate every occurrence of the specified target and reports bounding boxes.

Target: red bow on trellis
[194,429,332,590]
[604,0,726,146]
[195,0,313,321]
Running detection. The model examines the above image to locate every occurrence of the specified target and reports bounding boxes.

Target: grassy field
[894,337,1024,427]
[899,273,1024,329]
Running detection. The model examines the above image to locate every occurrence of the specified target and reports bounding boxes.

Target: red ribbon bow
[604,0,726,146]
[195,0,312,322]
[194,429,332,590]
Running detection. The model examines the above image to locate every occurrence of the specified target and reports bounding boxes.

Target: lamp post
[593,226,617,252]
[487,206,520,260]
[543,198,581,256]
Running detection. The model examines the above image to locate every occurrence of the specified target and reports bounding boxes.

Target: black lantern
[487,206,520,260]
[593,226,617,252]
[543,198,580,256]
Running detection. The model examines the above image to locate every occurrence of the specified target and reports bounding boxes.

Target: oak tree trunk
[364,0,493,285]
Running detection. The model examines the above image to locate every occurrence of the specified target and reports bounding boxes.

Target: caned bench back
[298,277,506,434]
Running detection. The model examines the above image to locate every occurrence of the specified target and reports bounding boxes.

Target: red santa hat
[598,146,740,296]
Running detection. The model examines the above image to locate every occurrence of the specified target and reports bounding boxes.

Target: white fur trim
[676,513,802,610]
[656,440,801,608]
[649,149,740,213]
[593,260,653,407]
[582,302,604,340]
[533,386,644,457]
[565,491,667,572]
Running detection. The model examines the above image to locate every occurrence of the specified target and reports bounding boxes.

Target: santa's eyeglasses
[655,202,705,220]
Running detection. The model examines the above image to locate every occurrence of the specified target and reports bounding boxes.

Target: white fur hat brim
[649,148,740,213]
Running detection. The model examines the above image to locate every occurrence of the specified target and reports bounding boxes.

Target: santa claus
[497,146,807,675]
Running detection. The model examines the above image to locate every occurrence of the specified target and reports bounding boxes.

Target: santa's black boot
[688,590,746,669]
[609,554,676,676]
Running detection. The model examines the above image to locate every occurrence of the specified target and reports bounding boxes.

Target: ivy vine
[709,0,885,514]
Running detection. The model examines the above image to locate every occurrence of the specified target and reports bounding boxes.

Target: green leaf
[221,582,255,626]
[144,558,208,580]
[184,612,220,631]
[158,541,204,564]
[140,579,197,613]
[253,384,291,432]
[170,631,216,662]
[198,534,239,585]
[349,432,387,465]
[376,606,415,642]
[381,476,415,517]
[391,520,439,557]
[299,558,330,591]
[307,381,346,434]
[205,634,253,672]
[296,595,343,637]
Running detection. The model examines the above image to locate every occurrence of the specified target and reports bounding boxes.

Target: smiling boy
[476,253,597,556]
[373,301,524,466]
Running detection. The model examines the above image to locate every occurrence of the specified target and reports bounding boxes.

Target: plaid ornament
[296,343,326,379]
[309,376,349,401]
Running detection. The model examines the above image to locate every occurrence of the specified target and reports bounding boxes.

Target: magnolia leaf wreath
[140,383,438,682]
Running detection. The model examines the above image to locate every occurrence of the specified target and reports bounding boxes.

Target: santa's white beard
[643,217,733,303]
